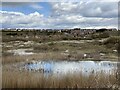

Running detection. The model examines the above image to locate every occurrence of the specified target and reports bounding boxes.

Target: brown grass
[2,30,120,88]
[2,70,118,88]
[2,51,118,65]
[2,52,70,64]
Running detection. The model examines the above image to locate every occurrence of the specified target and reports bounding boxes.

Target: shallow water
[21,60,119,77]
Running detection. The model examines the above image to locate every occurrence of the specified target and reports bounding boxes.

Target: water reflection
[22,60,119,77]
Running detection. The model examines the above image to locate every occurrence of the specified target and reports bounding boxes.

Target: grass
[1,30,120,89]
[2,52,69,64]
[103,36,120,50]
[2,70,119,88]
[2,51,118,65]
[2,41,118,66]
[2,40,118,64]
[2,30,119,63]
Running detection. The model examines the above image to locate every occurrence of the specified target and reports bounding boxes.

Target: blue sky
[0,1,118,29]
[2,2,51,16]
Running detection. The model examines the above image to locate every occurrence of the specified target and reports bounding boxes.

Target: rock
[113,50,117,52]
[100,53,105,56]
[27,62,31,65]
[65,50,69,53]
[84,54,87,57]
[27,60,37,65]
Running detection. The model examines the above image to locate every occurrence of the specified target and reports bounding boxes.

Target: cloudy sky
[0,1,118,29]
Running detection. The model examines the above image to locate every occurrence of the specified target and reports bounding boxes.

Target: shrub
[34,45,50,51]
[103,36,120,45]
[103,36,120,49]
[48,42,55,46]
[91,32,109,39]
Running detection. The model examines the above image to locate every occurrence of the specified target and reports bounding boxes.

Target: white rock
[100,53,105,56]
[65,50,69,53]
[84,54,87,57]
[113,50,117,52]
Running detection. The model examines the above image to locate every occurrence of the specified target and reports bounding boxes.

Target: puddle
[20,60,119,77]
[7,49,34,56]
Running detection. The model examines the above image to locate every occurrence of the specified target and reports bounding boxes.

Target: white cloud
[1,11,46,28]
[30,4,43,10]
[50,2,118,18]
[1,0,119,2]
[0,2,118,29]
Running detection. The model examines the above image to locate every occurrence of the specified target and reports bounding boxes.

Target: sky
[0,1,119,29]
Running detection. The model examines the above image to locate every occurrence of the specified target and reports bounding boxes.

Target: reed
[2,70,118,88]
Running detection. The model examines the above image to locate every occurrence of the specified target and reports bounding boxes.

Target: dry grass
[2,52,69,64]
[2,70,118,88]
[2,51,118,65]
[2,30,120,89]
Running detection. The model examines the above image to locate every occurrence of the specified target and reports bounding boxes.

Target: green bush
[91,32,109,39]
[103,36,120,44]
[103,36,120,49]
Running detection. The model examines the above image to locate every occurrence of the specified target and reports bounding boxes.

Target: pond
[20,60,119,77]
